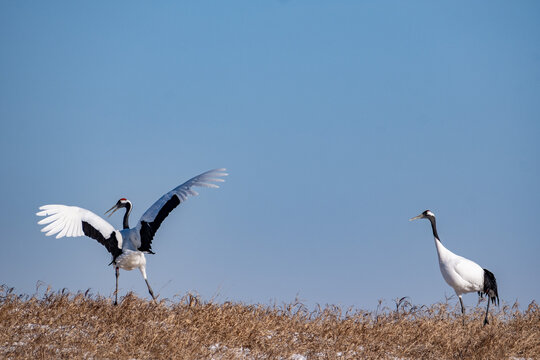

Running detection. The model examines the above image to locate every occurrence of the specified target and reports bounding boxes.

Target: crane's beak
[409,214,424,221]
[105,204,120,217]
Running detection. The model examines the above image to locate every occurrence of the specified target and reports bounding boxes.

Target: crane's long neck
[427,216,440,242]
[122,202,132,229]
[428,216,453,262]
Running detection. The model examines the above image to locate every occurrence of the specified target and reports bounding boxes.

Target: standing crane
[36,168,227,305]
[410,210,499,326]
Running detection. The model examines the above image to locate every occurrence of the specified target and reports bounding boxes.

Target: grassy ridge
[1,286,538,359]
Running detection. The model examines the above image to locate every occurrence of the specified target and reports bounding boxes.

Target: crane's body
[37,168,227,304]
[410,210,499,326]
[434,239,485,295]
[115,231,147,271]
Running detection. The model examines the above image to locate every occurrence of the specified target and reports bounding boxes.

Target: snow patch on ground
[290,354,307,360]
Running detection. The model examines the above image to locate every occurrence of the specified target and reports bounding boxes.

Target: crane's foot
[483,317,489,326]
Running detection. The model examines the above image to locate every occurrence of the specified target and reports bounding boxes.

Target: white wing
[454,256,484,291]
[136,168,227,252]
[37,205,122,256]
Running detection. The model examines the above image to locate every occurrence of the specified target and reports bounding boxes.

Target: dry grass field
[1,285,538,359]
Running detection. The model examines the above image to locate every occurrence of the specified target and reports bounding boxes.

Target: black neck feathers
[428,216,441,242]
[122,202,132,229]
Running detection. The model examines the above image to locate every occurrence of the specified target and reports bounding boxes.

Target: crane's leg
[458,295,465,326]
[114,267,120,306]
[145,279,156,302]
[483,298,491,326]
[140,267,156,302]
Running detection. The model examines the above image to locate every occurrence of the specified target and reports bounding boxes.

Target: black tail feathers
[478,268,499,306]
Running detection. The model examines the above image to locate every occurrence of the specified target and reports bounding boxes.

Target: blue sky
[1,1,539,311]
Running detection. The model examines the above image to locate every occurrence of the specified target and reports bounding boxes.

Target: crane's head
[409,210,435,221]
[105,198,131,217]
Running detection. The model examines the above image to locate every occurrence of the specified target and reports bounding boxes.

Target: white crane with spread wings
[37,168,227,305]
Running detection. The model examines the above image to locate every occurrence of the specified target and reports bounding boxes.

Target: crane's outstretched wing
[36,205,123,259]
[136,168,227,253]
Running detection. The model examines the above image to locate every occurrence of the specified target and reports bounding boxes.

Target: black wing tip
[483,268,500,306]
[138,195,181,253]
[82,221,122,259]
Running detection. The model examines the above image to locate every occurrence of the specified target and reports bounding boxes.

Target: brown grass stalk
[1,285,538,359]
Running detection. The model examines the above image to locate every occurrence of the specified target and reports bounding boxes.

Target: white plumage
[434,240,484,294]
[37,168,227,304]
[410,210,499,325]
[38,205,114,238]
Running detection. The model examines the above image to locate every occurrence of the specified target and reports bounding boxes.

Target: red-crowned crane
[36,168,227,305]
[410,210,499,326]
